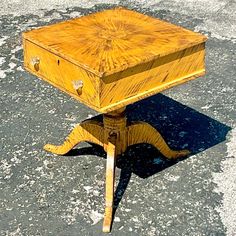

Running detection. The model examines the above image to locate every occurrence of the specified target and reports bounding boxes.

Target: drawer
[23,39,100,109]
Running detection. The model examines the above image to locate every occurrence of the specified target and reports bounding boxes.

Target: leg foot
[127,121,190,159]
[44,120,104,155]
[103,207,113,233]
[103,135,116,233]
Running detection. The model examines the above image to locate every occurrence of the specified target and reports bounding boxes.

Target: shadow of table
[64,93,231,218]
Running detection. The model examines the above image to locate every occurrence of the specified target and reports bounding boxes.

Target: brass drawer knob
[31,57,40,71]
[72,80,83,95]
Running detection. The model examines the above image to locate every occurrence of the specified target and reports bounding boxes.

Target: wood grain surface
[23,40,101,110]
[23,6,207,113]
[23,7,206,76]
[43,107,191,232]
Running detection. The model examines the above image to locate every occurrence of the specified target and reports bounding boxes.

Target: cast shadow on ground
[65,93,231,217]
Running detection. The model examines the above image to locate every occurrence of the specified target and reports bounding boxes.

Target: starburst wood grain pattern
[23,6,207,113]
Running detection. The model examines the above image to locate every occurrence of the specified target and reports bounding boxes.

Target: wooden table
[23,7,207,232]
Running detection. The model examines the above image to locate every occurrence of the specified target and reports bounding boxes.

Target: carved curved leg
[44,120,104,155]
[127,121,190,159]
[103,134,116,233]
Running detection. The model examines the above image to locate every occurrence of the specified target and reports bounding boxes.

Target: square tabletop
[23,7,207,77]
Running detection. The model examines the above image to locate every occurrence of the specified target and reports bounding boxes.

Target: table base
[44,107,190,232]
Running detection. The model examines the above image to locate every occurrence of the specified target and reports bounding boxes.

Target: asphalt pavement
[0,1,235,235]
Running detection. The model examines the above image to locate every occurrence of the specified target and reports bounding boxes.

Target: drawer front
[100,43,205,110]
[23,39,100,109]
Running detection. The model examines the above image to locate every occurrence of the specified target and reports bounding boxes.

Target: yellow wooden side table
[23,7,207,232]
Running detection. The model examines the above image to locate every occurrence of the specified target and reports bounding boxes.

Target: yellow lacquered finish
[23,7,207,233]
[23,6,207,113]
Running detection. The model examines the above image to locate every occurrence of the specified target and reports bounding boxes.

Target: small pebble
[47,163,53,169]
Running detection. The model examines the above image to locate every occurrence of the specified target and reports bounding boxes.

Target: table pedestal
[44,107,190,232]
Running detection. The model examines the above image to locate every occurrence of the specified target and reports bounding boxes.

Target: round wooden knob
[72,80,83,95]
[31,57,40,71]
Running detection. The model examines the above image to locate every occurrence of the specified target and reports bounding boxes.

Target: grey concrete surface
[0,1,235,235]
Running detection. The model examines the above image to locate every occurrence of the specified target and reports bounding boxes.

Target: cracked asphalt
[0,1,235,235]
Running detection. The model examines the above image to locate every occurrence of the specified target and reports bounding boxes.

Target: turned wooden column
[103,107,127,155]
